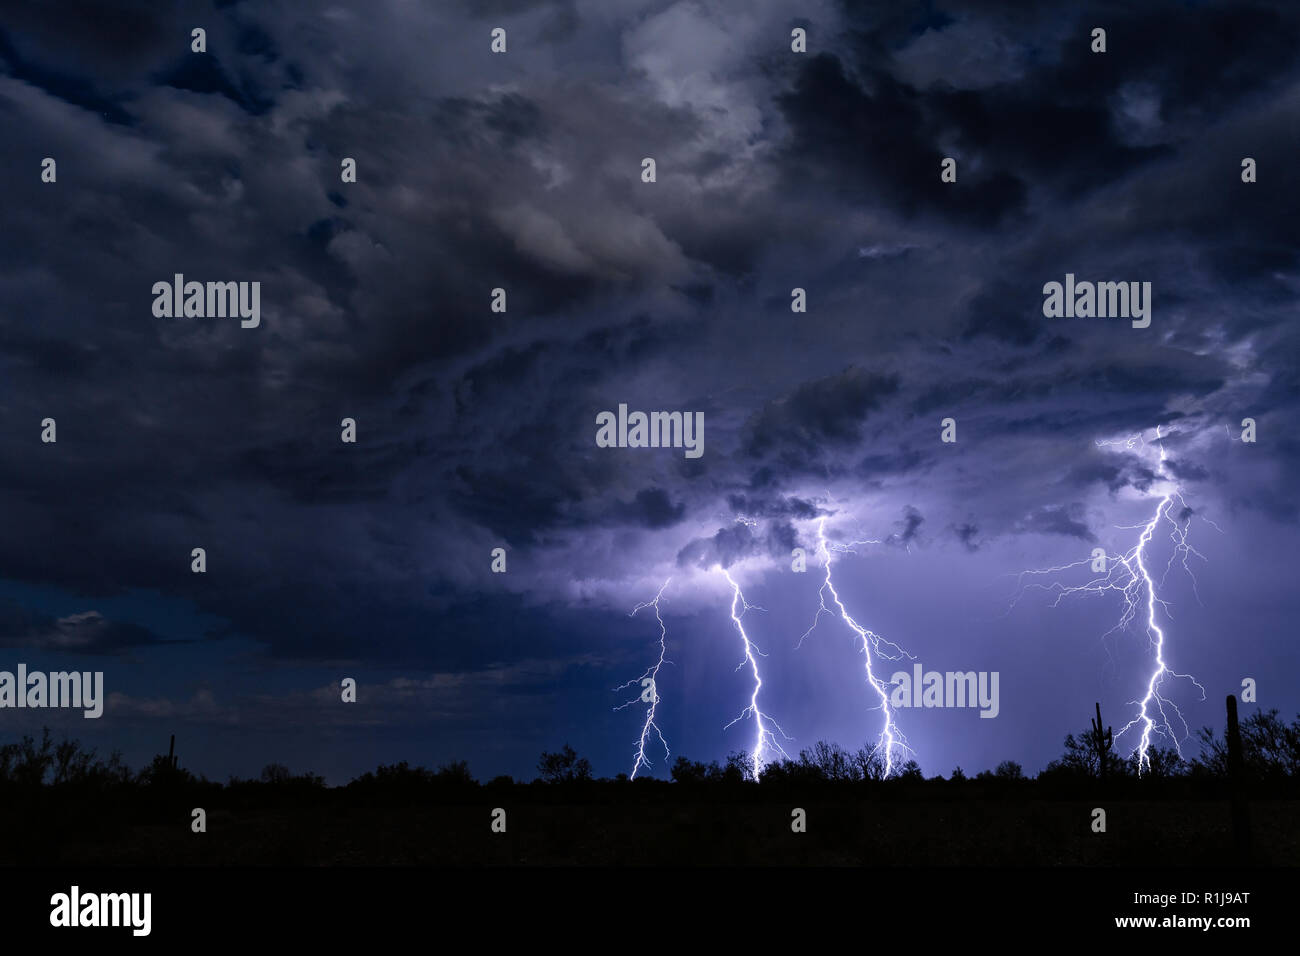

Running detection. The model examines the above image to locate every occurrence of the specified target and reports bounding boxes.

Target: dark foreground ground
[5,797,1295,866]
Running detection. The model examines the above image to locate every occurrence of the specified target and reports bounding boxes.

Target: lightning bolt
[720,567,792,780]
[798,516,913,777]
[613,578,672,779]
[1013,427,1213,772]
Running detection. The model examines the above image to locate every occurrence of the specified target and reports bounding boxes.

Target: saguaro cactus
[1225,695,1252,860]
[1089,701,1114,780]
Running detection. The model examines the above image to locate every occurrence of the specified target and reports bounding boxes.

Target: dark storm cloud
[743,368,900,460]
[952,522,980,552]
[1067,457,1158,496]
[1014,503,1096,542]
[776,53,1027,227]
[1163,457,1210,483]
[855,446,928,480]
[613,488,687,529]
[831,0,1300,200]
[676,522,759,571]
[451,0,577,19]
[0,29,135,124]
[675,517,798,571]
[153,49,275,115]
[960,281,1042,346]
[885,506,925,548]
[0,601,165,654]
[724,493,820,522]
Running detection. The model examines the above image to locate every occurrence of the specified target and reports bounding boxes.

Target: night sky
[1,0,1297,785]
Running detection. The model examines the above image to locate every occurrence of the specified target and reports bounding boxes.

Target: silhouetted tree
[1124,746,1187,778]
[896,759,923,780]
[803,741,855,781]
[852,746,886,782]
[725,749,753,781]
[434,760,476,786]
[0,729,55,787]
[764,755,826,785]
[671,756,723,784]
[994,760,1025,781]
[0,729,130,790]
[537,744,592,783]
[261,763,292,784]
[139,753,198,787]
[1195,708,1300,780]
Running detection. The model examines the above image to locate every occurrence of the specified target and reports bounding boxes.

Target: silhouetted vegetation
[2,705,1298,864]
[536,744,592,784]
[1195,708,1300,781]
[5,707,1300,798]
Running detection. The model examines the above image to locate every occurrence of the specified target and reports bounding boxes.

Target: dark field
[6,794,1296,866]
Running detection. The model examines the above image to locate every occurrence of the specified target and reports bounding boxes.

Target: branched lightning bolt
[1013,427,1214,772]
[613,578,672,779]
[720,568,792,780]
[798,516,914,777]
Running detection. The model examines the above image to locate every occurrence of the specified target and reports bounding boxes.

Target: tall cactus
[1089,701,1114,780]
[1226,695,1252,860]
